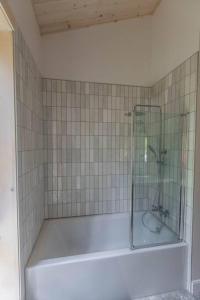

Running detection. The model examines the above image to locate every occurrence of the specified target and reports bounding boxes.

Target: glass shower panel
[131,105,182,248]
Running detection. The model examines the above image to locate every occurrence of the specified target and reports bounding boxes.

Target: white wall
[5,0,200,87]
[42,0,200,86]
[42,17,152,86]
[0,31,19,300]
[152,0,200,83]
[6,0,42,70]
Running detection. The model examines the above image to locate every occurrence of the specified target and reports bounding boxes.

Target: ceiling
[0,5,12,31]
[32,0,161,35]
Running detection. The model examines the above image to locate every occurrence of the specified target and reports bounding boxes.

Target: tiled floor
[138,290,196,300]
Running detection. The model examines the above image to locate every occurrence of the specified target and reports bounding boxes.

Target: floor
[138,290,196,299]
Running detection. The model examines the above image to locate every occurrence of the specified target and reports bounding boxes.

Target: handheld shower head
[148,145,158,160]
[148,145,167,164]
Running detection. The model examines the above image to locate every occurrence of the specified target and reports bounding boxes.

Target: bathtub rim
[27,241,187,269]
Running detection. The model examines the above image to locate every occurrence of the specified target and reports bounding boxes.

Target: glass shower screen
[131,105,182,248]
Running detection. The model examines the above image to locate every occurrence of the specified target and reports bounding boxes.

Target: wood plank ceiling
[32,0,161,35]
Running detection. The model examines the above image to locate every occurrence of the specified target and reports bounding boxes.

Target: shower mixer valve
[152,205,169,218]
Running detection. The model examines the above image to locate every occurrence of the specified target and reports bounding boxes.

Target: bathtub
[26,212,187,300]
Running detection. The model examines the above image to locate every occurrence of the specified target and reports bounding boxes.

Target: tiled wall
[14,32,197,242]
[14,28,44,299]
[151,53,198,239]
[42,79,151,218]
[42,55,197,230]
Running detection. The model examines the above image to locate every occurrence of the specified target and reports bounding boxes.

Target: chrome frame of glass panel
[179,112,190,241]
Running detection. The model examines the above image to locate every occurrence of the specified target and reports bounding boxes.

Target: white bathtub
[26,212,187,300]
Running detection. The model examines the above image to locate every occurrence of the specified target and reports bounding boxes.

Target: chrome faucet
[152,205,169,218]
